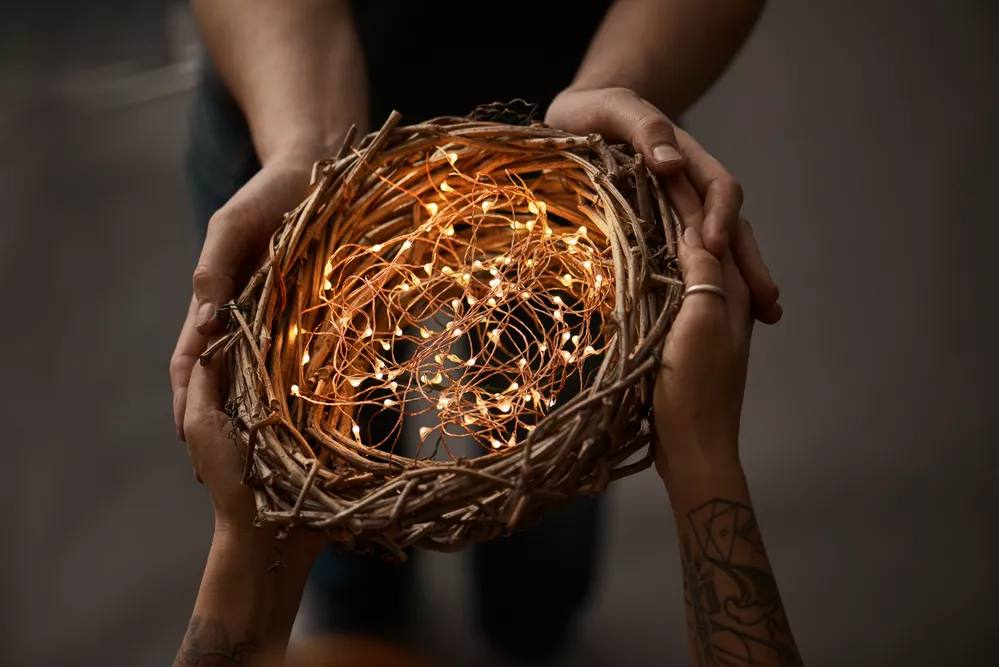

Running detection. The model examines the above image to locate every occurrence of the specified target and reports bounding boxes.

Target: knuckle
[191,263,215,293]
[636,112,673,138]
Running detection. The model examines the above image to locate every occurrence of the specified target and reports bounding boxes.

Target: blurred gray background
[1,1,997,666]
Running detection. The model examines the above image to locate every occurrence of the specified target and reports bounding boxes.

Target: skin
[170,0,782,442]
[173,216,803,667]
[173,1,800,664]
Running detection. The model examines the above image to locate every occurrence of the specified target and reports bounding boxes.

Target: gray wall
[1,1,996,665]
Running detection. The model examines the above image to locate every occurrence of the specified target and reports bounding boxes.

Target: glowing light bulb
[509,381,519,391]
[464,414,476,426]
[489,328,501,341]
[437,396,451,410]
[389,381,399,390]
[489,267,498,276]
[371,244,383,252]
[466,296,477,306]
[578,226,588,236]
[420,328,431,339]
[473,259,483,269]
[363,327,373,337]
[503,256,512,265]
[466,356,477,366]
[526,259,534,267]
[451,298,461,310]
[520,291,531,300]
[481,200,493,213]
[487,297,497,307]
[380,340,391,351]
[432,373,443,384]
[519,358,527,367]
[544,227,553,237]
[528,201,539,215]
[583,345,596,356]
[400,282,410,292]
[441,266,453,274]
[352,424,361,437]
[499,401,512,413]
[562,331,571,342]
[489,278,501,287]
[571,334,580,346]
[451,327,462,338]
[446,151,458,165]
[348,377,362,387]
[595,274,603,283]
[491,439,503,449]
[425,202,438,215]
[560,350,572,362]
[444,226,455,236]
[290,384,300,396]
[395,327,403,336]
[538,344,547,352]
[553,295,563,305]
[302,350,310,365]
[583,260,592,270]
[375,371,383,380]
[525,220,535,231]
[402,240,413,250]
[383,399,396,407]
[440,181,453,192]
[424,263,433,276]
[324,260,333,276]
[419,426,432,440]
[290,324,298,339]
[553,309,563,322]
[324,279,332,290]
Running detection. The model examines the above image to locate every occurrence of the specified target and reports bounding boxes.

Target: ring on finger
[683,284,727,300]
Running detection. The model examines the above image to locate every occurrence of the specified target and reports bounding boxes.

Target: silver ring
[683,284,727,300]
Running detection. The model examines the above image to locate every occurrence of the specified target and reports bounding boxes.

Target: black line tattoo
[174,616,259,667]
[681,498,803,667]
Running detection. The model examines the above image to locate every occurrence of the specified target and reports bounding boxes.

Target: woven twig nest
[218,107,684,556]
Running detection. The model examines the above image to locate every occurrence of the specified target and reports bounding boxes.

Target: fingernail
[652,144,681,166]
[195,301,217,329]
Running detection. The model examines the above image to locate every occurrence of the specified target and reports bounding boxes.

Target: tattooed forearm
[174,616,259,667]
[680,498,803,667]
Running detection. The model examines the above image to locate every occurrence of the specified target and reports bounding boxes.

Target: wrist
[657,449,746,502]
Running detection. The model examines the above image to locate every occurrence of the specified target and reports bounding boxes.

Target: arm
[174,351,324,667]
[191,0,367,165]
[175,529,316,667]
[568,0,765,119]
[545,0,782,325]
[172,1,368,440]
[654,216,803,666]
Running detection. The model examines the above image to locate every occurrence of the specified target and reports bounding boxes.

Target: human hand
[545,87,782,324]
[652,225,752,484]
[185,347,325,561]
[170,156,315,441]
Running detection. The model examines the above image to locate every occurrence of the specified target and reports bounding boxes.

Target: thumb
[184,343,229,445]
[546,88,684,176]
[194,162,312,334]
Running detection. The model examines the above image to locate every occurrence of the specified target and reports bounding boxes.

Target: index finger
[673,126,743,255]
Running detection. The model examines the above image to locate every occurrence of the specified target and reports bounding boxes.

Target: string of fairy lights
[290,148,615,457]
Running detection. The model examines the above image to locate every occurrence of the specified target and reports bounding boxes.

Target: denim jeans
[185,63,602,660]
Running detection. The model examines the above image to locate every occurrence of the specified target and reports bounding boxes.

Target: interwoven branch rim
[216,110,685,556]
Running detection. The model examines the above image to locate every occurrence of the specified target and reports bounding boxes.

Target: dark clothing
[185,2,612,658]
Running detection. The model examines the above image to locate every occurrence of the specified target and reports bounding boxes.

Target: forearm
[191,0,368,165]
[174,527,316,667]
[569,0,765,117]
[663,456,804,667]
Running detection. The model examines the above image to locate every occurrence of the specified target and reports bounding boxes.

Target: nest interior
[220,110,684,556]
